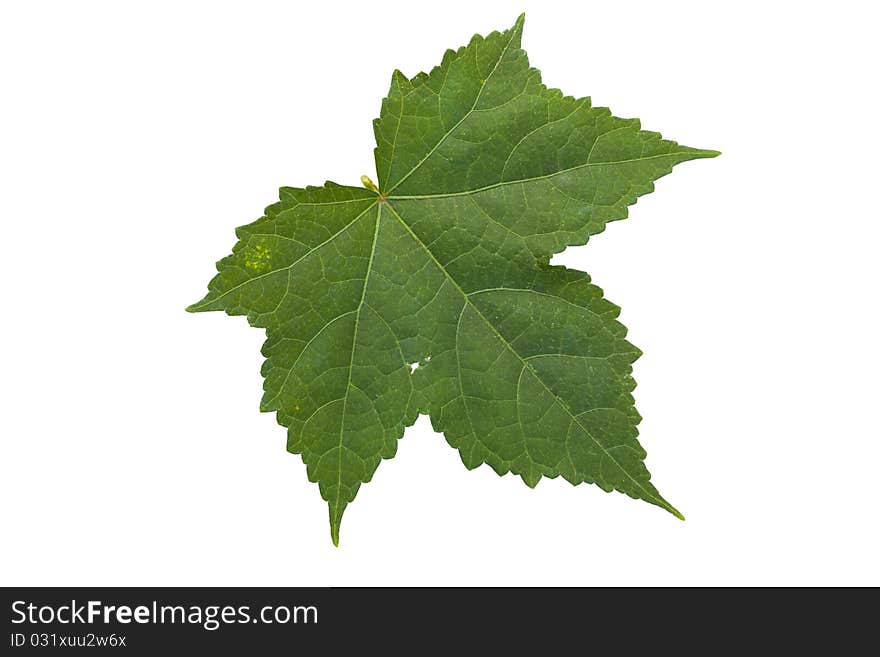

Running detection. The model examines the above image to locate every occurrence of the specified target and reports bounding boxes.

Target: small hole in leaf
[409,355,431,373]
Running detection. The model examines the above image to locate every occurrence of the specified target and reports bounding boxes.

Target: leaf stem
[360,175,380,194]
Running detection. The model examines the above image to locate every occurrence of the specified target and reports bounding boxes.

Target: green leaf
[188,14,717,544]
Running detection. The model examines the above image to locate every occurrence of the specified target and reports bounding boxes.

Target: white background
[2,0,878,586]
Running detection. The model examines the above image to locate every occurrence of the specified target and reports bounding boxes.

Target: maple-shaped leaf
[188,14,718,545]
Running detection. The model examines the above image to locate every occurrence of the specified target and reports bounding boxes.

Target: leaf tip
[660,499,685,521]
[186,294,215,313]
[647,488,685,520]
[329,504,345,546]
[510,13,526,39]
[391,68,408,85]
